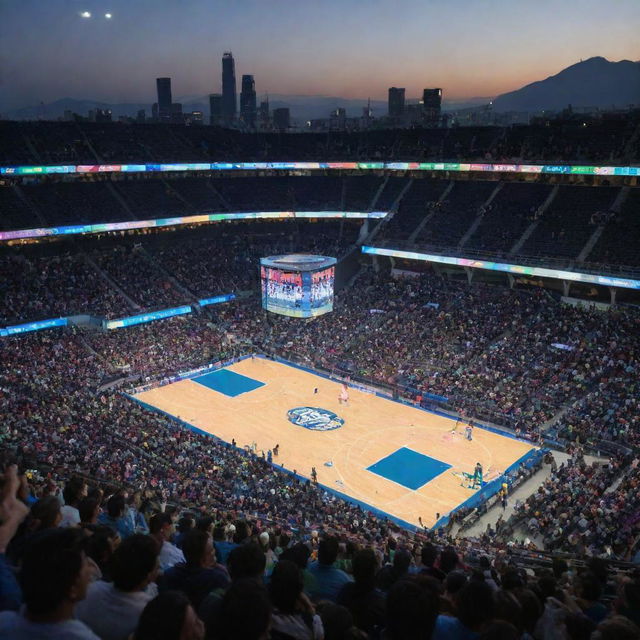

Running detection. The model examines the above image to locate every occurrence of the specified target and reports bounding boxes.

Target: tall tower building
[209,94,223,126]
[156,77,173,122]
[388,87,405,119]
[422,88,442,125]
[259,98,270,130]
[221,52,237,123]
[273,107,290,131]
[240,75,257,129]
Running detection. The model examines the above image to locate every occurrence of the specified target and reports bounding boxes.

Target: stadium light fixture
[105,12,112,19]
[80,11,91,18]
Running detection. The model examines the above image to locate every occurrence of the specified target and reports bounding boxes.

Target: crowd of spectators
[1,115,637,165]
[511,452,640,560]
[2,115,640,638]
[1,451,640,639]
[3,174,634,277]
[258,269,640,430]
[92,245,187,310]
[0,253,131,324]
[1,275,640,637]
[518,187,618,261]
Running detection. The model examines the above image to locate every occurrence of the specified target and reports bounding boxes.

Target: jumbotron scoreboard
[260,254,336,318]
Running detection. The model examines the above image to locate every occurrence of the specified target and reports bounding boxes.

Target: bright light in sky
[105,13,112,19]
[80,11,91,18]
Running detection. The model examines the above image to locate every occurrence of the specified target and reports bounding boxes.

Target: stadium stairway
[107,182,138,220]
[12,184,48,227]
[206,181,232,211]
[22,134,41,164]
[77,125,103,163]
[135,246,200,306]
[622,120,640,161]
[408,181,455,243]
[160,178,197,212]
[360,179,414,245]
[82,253,141,313]
[369,176,389,210]
[340,178,347,210]
[458,182,505,249]
[508,184,559,256]
[577,186,630,263]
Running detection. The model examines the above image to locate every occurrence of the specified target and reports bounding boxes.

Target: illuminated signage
[0,211,387,243]
[361,246,640,290]
[105,306,192,329]
[198,293,236,307]
[2,161,637,177]
[0,317,68,337]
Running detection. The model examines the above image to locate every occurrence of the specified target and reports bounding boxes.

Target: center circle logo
[287,407,344,431]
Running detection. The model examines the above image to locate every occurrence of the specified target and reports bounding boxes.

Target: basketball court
[130,356,536,528]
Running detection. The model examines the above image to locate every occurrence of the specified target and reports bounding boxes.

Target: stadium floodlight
[80,11,91,18]
[105,12,112,19]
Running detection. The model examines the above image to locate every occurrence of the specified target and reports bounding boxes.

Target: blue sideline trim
[124,392,419,532]
[432,447,545,530]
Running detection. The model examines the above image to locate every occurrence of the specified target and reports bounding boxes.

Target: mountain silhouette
[492,57,640,112]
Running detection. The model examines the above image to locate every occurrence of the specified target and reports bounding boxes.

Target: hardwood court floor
[133,358,535,528]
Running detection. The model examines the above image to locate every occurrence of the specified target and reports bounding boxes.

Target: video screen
[261,266,334,318]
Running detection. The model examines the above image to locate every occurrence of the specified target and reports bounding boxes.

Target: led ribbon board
[0,211,386,243]
[198,293,236,307]
[0,317,68,337]
[1,162,638,176]
[361,246,640,291]
[104,305,192,329]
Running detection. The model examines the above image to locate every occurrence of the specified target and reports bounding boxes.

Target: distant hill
[492,57,640,113]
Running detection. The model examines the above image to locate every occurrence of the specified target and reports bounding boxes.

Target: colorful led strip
[361,246,640,290]
[1,161,638,176]
[0,211,386,243]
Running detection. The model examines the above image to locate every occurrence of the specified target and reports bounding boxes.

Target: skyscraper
[273,107,290,131]
[156,77,172,122]
[240,75,257,129]
[222,52,237,123]
[209,94,223,126]
[388,87,405,119]
[259,99,270,130]
[422,88,442,125]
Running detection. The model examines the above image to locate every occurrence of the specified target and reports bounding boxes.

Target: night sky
[1,0,638,110]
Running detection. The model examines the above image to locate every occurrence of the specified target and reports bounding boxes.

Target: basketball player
[465,423,474,441]
[311,467,318,483]
[473,462,483,488]
[339,383,349,405]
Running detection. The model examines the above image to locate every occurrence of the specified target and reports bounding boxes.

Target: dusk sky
[1,0,639,110]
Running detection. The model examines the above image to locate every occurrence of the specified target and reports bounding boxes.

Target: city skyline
[1,0,639,112]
